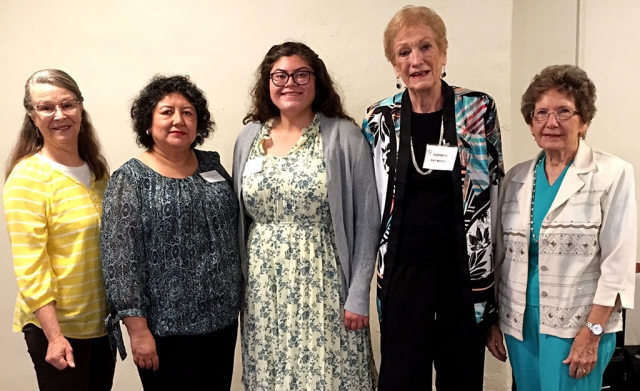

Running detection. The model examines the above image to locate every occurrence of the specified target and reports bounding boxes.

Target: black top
[396,110,458,267]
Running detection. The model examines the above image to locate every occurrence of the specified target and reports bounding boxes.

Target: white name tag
[422,145,458,171]
[243,157,263,176]
[200,170,225,183]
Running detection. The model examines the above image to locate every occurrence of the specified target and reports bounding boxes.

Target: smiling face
[29,83,83,152]
[269,55,316,118]
[149,92,198,152]
[392,23,447,97]
[530,88,587,156]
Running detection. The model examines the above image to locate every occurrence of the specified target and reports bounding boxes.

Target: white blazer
[495,142,637,340]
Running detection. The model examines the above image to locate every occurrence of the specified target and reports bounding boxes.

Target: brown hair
[383,5,448,64]
[5,69,109,180]
[521,65,597,131]
[243,42,353,124]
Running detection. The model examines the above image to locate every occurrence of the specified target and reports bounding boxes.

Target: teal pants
[504,305,615,391]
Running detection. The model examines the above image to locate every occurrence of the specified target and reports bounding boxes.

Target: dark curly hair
[243,42,353,124]
[131,75,214,150]
[521,65,597,133]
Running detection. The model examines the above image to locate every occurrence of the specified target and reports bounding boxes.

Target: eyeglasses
[269,70,315,87]
[33,99,82,117]
[531,108,579,122]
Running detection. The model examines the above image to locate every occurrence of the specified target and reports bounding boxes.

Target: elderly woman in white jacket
[487,65,637,391]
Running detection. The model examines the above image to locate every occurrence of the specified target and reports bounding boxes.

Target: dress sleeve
[3,167,57,312]
[594,162,637,308]
[101,165,148,320]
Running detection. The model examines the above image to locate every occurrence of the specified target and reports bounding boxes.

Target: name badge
[243,157,263,176]
[422,145,458,171]
[200,170,225,183]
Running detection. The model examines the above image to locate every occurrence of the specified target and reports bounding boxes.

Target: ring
[580,369,588,375]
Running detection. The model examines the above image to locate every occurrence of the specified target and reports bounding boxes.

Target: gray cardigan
[232,114,379,316]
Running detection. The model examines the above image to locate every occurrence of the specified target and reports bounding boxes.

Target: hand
[344,310,369,331]
[32,302,74,370]
[562,328,599,378]
[486,324,507,362]
[45,335,75,370]
[129,329,159,371]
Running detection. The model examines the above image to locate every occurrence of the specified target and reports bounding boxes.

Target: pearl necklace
[409,119,445,176]
[530,157,543,243]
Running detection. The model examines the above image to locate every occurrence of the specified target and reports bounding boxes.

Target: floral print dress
[241,116,377,391]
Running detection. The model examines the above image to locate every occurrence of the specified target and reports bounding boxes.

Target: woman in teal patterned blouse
[101,75,241,391]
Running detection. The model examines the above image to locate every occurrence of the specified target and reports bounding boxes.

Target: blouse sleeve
[3,167,57,312]
[101,166,148,321]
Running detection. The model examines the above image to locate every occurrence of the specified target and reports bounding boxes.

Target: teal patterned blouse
[101,150,241,359]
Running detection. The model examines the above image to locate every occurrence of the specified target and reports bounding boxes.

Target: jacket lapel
[548,142,594,213]
[512,157,538,238]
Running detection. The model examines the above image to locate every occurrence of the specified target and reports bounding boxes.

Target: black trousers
[378,265,486,391]
[137,319,238,391]
[23,324,115,391]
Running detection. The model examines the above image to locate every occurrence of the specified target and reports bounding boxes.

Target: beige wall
[0,1,638,390]
[578,0,640,344]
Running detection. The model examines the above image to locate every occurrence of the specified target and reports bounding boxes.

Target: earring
[146,130,150,135]
[396,77,402,90]
[35,128,42,140]
[441,66,447,78]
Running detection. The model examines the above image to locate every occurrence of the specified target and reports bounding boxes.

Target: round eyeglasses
[531,108,579,122]
[33,99,82,117]
[269,71,315,87]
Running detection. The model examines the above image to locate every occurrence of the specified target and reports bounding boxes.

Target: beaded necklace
[530,157,544,243]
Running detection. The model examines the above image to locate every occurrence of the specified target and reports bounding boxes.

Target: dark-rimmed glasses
[34,99,82,117]
[269,71,315,87]
[531,108,580,122]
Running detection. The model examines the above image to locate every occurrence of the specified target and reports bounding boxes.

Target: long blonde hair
[5,69,109,180]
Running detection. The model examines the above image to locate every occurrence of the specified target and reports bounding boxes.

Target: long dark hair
[243,42,353,124]
[5,69,108,180]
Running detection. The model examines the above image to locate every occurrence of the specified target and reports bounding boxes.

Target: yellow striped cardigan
[3,154,109,338]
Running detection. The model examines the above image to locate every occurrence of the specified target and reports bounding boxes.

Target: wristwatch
[585,321,603,336]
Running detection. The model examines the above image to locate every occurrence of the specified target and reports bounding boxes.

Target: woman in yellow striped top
[3,69,115,391]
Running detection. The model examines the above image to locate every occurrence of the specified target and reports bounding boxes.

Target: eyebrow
[536,105,574,110]
[395,37,435,47]
[272,67,312,73]
[35,98,75,104]
[157,104,195,109]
